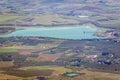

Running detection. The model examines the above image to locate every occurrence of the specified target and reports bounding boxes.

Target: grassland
[0,14,20,23]
[21,66,72,74]
[0,48,17,53]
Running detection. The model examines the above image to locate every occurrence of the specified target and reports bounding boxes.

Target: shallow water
[66,73,79,77]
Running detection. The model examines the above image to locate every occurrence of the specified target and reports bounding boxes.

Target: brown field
[38,51,65,62]
[0,61,14,68]
[49,69,120,80]
[0,73,20,80]
[3,68,53,77]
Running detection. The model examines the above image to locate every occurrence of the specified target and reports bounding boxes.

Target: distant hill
[1,0,120,6]
[0,0,120,13]
[0,0,120,30]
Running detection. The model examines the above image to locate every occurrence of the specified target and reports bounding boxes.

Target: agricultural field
[0,37,120,80]
[49,69,120,80]
[0,61,14,68]
[0,48,17,53]
[0,14,21,23]
[0,0,120,80]
[0,73,20,80]
[21,66,72,74]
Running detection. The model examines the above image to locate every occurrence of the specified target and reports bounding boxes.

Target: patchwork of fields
[0,0,120,80]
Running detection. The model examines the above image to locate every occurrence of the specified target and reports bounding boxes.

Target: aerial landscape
[0,0,120,80]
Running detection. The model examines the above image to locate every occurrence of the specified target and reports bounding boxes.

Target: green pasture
[0,48,17,53]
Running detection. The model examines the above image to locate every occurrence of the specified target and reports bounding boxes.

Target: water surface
[0,26,103,39]
[65,73,79,77]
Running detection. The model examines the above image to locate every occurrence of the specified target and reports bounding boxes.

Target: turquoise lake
[65,73,79,77]
[0,26,103,39]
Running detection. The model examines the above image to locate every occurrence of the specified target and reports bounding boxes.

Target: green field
[0,48,17,53]
[22,66,72,74]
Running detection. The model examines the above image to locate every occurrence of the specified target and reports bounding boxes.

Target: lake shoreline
[0,26,104,40]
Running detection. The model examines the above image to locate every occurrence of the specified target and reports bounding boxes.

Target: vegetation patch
[0,48,17,53]
[2,68,53,77]
[21,66,72,74]
[0,15,20,23]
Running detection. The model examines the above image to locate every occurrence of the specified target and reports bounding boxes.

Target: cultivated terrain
[0,0,120,80]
